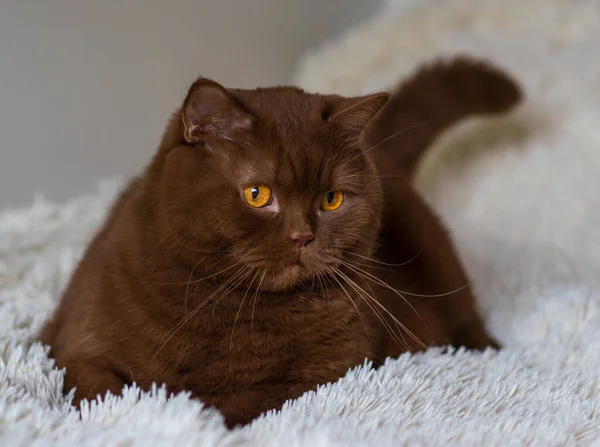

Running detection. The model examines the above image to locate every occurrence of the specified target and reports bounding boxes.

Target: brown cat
[39,56,521,427]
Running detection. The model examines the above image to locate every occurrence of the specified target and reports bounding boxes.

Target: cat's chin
[255,256,344,293]
[261,264,304,293]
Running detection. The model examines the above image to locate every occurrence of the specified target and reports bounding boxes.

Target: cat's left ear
[326,92,389,135]
[181,78,253,144]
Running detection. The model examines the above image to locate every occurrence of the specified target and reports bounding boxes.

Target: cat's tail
[361,56,523,176]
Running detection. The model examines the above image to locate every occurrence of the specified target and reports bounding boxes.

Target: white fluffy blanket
[3,0,600,445]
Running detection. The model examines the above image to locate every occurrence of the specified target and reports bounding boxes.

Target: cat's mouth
[241,251,341,293]
[258,259,339,293]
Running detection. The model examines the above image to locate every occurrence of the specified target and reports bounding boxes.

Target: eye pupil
[243,185,272,208]
[321,190,343,211]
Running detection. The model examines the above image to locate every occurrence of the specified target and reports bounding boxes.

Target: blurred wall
[0,0,379,207]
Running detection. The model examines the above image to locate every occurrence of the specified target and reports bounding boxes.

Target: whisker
[189,259,242,315]
[344,174,412,179]
[142,255,237,286]
[187,260,242,284]
[342,248,424,267]
[151,267,247,363]
[229,270,258,369]
[315,262,333,315]
[184,257,204,316]
[390,284,472,298]
[344,258,471,298]
[210,268,252,318]
[323,265,371,343]
[339,259,425,326]
[334,267,419,349]
[250,270,267,332]
[317,271,330,315]
[341,258,397,274]
[352,118,439,162]
[184,257,238,314]
[335,268,408,350]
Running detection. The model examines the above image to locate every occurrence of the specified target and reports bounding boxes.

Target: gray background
[0,0,379,208]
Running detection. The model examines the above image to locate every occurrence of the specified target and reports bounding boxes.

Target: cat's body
[40,57,521,427]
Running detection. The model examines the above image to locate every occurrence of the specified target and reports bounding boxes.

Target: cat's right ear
[181,78,253,145]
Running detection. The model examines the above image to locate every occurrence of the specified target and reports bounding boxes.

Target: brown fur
[39,56,522,428]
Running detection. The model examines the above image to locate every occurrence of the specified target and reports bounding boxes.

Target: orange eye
[321,190,343,211]
[243,185,273,208]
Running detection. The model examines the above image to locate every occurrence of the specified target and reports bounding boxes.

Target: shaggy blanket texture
[3,0,600,445]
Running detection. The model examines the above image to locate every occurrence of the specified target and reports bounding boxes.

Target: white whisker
[229,270,258,369]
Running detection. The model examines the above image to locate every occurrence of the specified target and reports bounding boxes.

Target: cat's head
[154,78,388,292]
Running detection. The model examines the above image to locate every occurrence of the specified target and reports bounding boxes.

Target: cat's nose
[289,231,314,248]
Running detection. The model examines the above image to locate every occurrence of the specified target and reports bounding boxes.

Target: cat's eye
[242,185,273,208]
[321,190,344,211]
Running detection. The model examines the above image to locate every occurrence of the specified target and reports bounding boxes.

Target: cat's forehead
[227,87,358,160]
[224,87,369,192]
[227,86,326,136]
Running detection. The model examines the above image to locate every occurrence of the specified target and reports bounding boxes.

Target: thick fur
[40,56,521,428]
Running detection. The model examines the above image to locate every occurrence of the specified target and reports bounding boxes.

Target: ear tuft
[181,78,253,144]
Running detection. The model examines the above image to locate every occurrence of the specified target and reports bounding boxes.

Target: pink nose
[289,231,314,248]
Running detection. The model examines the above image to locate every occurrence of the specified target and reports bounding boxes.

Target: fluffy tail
[361,56,523,176]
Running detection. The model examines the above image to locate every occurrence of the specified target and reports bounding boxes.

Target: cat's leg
[38,318,61,355]
[197,382,315,428]
[446,318,499,350]
[376,182,499,351]
[60,359,128,408]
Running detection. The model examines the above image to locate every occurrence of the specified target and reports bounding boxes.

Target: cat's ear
[325,93,389,142]
[181,78,253,144]
[327,93,389,128]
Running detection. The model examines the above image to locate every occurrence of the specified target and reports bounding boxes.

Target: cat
[39,56,521,428]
